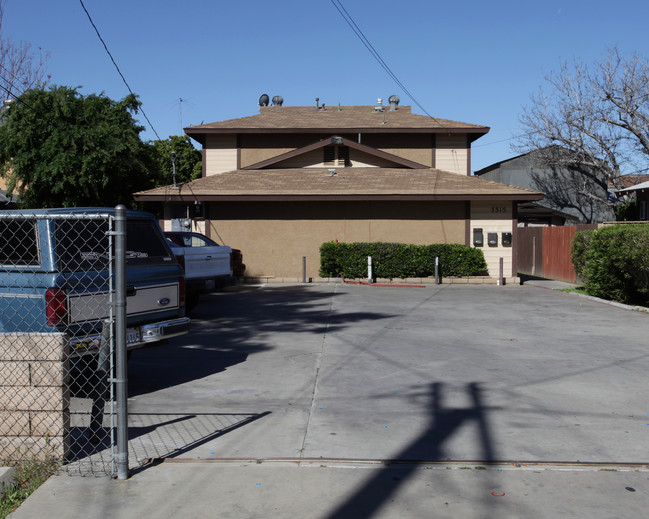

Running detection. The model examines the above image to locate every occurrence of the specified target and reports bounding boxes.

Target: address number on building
[491,207,507,214]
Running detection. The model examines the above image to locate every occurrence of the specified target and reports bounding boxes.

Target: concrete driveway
[125,282,649,465]
[11,282,649,519]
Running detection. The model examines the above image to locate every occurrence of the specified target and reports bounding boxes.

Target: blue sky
[4,0,649,172]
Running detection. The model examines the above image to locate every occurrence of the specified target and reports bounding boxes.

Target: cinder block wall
[0,333,70,461]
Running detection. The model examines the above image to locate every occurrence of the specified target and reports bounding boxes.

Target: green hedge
[571,224,649,305]
[319,242,488,279]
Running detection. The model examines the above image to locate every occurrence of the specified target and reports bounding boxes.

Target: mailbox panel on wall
[488,232,498,246]
[473,228,483,247]
[502,232,512,246]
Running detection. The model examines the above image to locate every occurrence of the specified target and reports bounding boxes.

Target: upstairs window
[324,146,351,167]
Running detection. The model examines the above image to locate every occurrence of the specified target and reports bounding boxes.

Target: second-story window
[324,146,350,167]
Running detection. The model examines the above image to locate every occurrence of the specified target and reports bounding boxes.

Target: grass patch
[556,287,587,295]
[0,458,60,518]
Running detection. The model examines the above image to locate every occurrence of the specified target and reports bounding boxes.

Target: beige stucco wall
[276,147,400,169]
[204,201,467,280]
[435,134,469,175]
[235,133,441,169]
[239,134,321,167]
[361,134,434,167]
[470,201,514,277]
[205,134,238,176]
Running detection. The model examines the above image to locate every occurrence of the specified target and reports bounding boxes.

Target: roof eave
[134,192,543,203]
[185,126,490,136]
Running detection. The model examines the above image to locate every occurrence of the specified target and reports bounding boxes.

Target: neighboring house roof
[617,180,649,193]
[517,202,576,222]
[134,168,543,202]
[185,105,490,145]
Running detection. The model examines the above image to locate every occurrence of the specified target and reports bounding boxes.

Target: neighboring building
[134,98,542,281]
[616,180,649,221]
[475,148,615,224]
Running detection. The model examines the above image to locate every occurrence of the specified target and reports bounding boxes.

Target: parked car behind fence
[164,231,243,311]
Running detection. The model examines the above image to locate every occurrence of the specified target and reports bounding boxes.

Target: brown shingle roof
[135,168,543,202]
[185,105,489,135]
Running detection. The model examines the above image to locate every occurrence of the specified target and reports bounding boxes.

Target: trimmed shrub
[571,229,595,282]
[319,241,488,279]
[571,224,649,305]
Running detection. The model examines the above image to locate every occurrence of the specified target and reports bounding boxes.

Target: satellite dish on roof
[259,94,270,106]
[272,95,284,106]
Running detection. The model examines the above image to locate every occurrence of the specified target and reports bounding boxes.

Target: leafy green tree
[145,135,202,186]
[0,85,154,208]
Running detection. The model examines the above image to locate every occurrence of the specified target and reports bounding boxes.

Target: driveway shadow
[128,284,396,396]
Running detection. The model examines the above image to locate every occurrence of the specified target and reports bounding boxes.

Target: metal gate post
[114,205,129,479]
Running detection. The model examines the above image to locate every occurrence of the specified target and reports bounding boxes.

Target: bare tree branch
[516,48,649,222]
[0,1,50,100]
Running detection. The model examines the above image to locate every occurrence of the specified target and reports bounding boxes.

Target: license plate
[126,327,141,345]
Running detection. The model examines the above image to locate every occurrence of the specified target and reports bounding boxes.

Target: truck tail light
[178,276,186,307]
[46,288,67,326]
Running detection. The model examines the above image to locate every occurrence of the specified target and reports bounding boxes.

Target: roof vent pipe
[374,97,384,112]
[272,95,284,106]
[315,97,320,110]
[389,95,400,111]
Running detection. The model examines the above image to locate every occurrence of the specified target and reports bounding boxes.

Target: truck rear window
[55,218,174,271]
[0,220,40,266]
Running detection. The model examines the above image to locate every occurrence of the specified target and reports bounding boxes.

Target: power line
[78,0,160,140]
[0,69,39,114]
[330,0,443,126]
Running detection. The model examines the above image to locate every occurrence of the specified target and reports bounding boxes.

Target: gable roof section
[244,135,428,170]
[617,179,649,193]
[134,168,543,203]
[185,106,489,145]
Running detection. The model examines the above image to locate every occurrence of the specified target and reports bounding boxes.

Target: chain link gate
[0,208,129,478]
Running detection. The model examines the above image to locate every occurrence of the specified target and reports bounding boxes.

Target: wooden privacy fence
[516,225,597,283]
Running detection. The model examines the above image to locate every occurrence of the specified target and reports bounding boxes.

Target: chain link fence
[0,210,126,477]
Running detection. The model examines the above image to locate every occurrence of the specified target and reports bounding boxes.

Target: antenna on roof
[259,94,270,107]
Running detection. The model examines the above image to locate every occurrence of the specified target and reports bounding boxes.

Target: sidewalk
[9,460,649,518]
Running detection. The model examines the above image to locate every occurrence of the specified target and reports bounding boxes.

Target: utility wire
[330,0,443,127]
[79,0,161,139]
[0,70,39,114]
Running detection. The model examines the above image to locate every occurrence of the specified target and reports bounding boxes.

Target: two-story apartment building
[134,98,542,281]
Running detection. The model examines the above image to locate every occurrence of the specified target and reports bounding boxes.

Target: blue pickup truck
[0,208,190,355]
